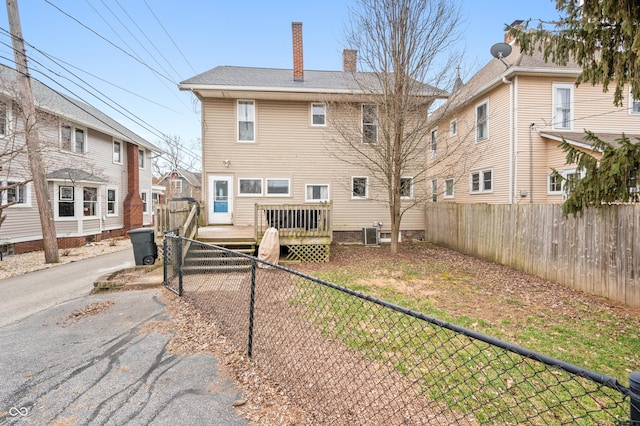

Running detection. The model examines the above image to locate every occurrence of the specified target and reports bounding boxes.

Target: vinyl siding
[430,74,640,205]
[202,98,426,231]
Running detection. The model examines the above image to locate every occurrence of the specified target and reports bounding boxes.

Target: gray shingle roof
[0,64,160,152]
[48,168,107,183]
[180,66,446,96]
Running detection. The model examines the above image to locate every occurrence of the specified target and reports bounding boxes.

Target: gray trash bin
[127,228,157,265]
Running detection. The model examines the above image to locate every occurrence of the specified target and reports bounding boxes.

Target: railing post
[177,236,183,297]
[631,371,640,425]
[247,258,257,358]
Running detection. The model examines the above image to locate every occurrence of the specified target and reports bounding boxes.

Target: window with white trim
[266,178,290,196]
[61,123,86,153]
[0,102,7,136]
[629,86,640,114]
[237,100,255,142]
[362,104,378,144]
[140,191,149,213]
[311,103,326,126]
[2,179,30,206]
[476,100,488,142]
[305,184,329,202]
[238,178,263,196]
[83,187,98,217]
[552,83,573,130]
[107,188,117,216]
[552,168,583,196]
[449,118,457,136]
[430,178,438,202]
[400,177,413,199]
[352,176,368,199]
[470,169,493,193]
[169,179,182,193]
[58,185,75,217]
[430,129,438,156]
[113,140,122,163]
[138,149,145,169]
[444,178,454,198]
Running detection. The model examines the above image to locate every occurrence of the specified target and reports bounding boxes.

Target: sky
[0,0,563,170]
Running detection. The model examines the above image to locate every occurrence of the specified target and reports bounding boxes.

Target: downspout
[502,76,513,204]
[529,122,535,204]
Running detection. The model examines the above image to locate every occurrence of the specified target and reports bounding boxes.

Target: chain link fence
[164,235,640,425]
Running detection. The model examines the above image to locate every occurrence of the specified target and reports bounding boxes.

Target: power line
[143,0,198,75]
[43,0,175,86]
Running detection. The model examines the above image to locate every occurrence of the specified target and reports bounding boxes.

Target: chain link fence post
[177,236,183,297]
[631,371,640,425]
[247,258,257,358]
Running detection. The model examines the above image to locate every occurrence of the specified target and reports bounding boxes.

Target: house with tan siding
[179,23,443,247]
[0,65,161,254]
[427,36,640,205]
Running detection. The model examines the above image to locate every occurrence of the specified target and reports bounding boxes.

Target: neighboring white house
[0,64,161,254]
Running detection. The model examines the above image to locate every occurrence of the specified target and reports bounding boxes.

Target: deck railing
[255,202,332,241]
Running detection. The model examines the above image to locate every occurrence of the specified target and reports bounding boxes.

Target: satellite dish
[490,42,512,68]
[490,42,512,59]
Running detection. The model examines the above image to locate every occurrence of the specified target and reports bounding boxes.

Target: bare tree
[331,0,462,253]
[153,134,201,177]
[7,0,58,262]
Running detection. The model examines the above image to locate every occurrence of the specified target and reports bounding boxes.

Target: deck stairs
[183,234,257,274]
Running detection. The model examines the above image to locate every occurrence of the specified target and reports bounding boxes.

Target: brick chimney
[123,142,143,231]
[505,19,524,44]
[292,22,304,81]
[343,49,357,72]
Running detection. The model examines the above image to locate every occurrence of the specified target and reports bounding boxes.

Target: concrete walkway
[0,252,247,425]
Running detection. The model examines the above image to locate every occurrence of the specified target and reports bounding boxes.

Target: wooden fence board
[424,203,640,307]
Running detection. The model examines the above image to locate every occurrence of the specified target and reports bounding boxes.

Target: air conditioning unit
[362,227,379,245]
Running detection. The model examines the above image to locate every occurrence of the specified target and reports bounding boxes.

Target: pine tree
[554,132,640,216]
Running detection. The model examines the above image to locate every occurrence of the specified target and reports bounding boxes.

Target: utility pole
[6,0,59,263]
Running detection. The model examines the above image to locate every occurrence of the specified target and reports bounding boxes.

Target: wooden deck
[197,225,256,243]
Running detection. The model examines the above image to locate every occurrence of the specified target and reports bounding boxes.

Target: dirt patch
[295,242,640,327]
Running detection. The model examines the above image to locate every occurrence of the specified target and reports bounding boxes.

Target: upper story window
[470,169,493,193]
[238,100,255,142]
[169,179,182,193]
[553,83,574,130]
[449,118,457,136]
[400,177,413,199]
[138,149,145,169]
[113,140,122,163]
[311,103,326,126]
[362,104,378,144]
[430,129,438,156]
[0,102,7,136]
[476,100,488,142]
[629,87,640,115]
[61,123,86,153]
[352,176,368,199]
[305,184,329,202]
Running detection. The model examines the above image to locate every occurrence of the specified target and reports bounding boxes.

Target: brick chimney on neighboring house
[505,19,524,44]
[123,142,143,231]
[343,49,357,72]
[292,22,304,81]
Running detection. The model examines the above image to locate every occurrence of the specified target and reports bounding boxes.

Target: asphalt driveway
[0,258,247,425]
